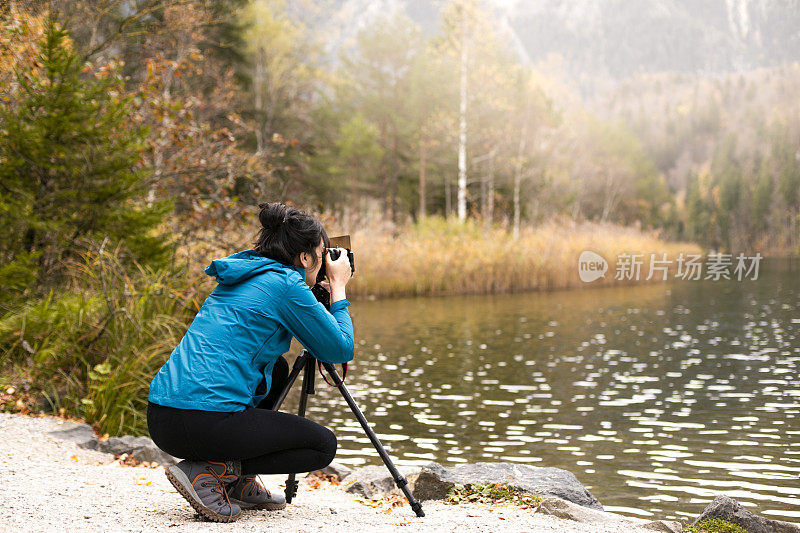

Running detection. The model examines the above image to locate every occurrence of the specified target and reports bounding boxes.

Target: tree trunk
[254,46,265,155]
[600,173,620,223]
[150,68,175,208]
[391,134,399,224]
[457,13,468,222]
[378,121,389,218]
[480,171,487,220]
[487,150,495,222]
[513,124,528,240]
[445,174,451,217]
[150,43,187,210]
[419,131,427,218]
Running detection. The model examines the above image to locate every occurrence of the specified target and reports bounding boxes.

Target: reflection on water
[291,258,800,521]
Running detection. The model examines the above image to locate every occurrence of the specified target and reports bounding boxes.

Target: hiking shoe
[226,474,287,511]
[165,460,242,522]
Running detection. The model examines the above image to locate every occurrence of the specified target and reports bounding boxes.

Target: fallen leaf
[71,455,79,462]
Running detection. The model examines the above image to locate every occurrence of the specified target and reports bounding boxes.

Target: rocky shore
[1,412,797,532]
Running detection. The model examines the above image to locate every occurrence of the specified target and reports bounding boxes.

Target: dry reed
[342,216,703,299]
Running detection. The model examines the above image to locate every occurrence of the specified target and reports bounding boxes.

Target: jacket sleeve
[278,276,355,364]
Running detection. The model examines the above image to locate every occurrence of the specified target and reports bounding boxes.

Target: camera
[312,234,354,309]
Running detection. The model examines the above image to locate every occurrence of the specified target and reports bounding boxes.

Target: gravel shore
[0,412,670,532]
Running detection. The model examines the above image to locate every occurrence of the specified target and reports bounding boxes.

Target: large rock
[412,462,602,510]
[47,421,97,449]
[89,435,178,466]
[45,418,177,466]
[692,495,800,533]
[344,465,421,498]
[317,461,354,480]
[536,497,681,532]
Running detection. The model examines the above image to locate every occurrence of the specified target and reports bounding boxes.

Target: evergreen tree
[0,16,170,300]
[685,172,710,245]
[751,163,773,236]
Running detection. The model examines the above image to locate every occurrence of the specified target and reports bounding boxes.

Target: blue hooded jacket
[148,249,354,412]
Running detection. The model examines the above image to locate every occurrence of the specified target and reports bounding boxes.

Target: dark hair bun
[258,202,289,232]
[254,202,330,268]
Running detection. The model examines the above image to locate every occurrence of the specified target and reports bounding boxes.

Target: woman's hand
[326,248,351,303]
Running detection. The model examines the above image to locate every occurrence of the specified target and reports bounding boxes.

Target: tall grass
[345,216,703,299]
[0,245,212,436]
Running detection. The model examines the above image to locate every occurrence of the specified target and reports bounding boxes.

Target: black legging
[146,355,337,475]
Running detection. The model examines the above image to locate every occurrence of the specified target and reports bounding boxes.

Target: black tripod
[269,349,425,518]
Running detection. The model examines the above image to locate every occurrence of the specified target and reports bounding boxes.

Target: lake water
[292,258,800,521]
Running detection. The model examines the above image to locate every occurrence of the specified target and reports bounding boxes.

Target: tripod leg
[269,350,310,411]
[320,362,425,518]
[284,352,316,504]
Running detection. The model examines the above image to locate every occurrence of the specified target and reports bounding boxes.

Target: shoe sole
[165,465,241,523]
[230,496,287,511]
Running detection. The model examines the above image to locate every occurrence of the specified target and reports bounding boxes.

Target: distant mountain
[509,0,800,91]
[298,0,800,96]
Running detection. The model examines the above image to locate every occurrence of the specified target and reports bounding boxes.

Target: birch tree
[439,0,483,221]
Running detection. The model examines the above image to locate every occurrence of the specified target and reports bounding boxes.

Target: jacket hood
[204,249,305,285]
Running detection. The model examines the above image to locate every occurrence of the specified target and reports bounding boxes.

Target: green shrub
[0,244,211,436]
[0,250,40,306]
[684,518,748,533]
